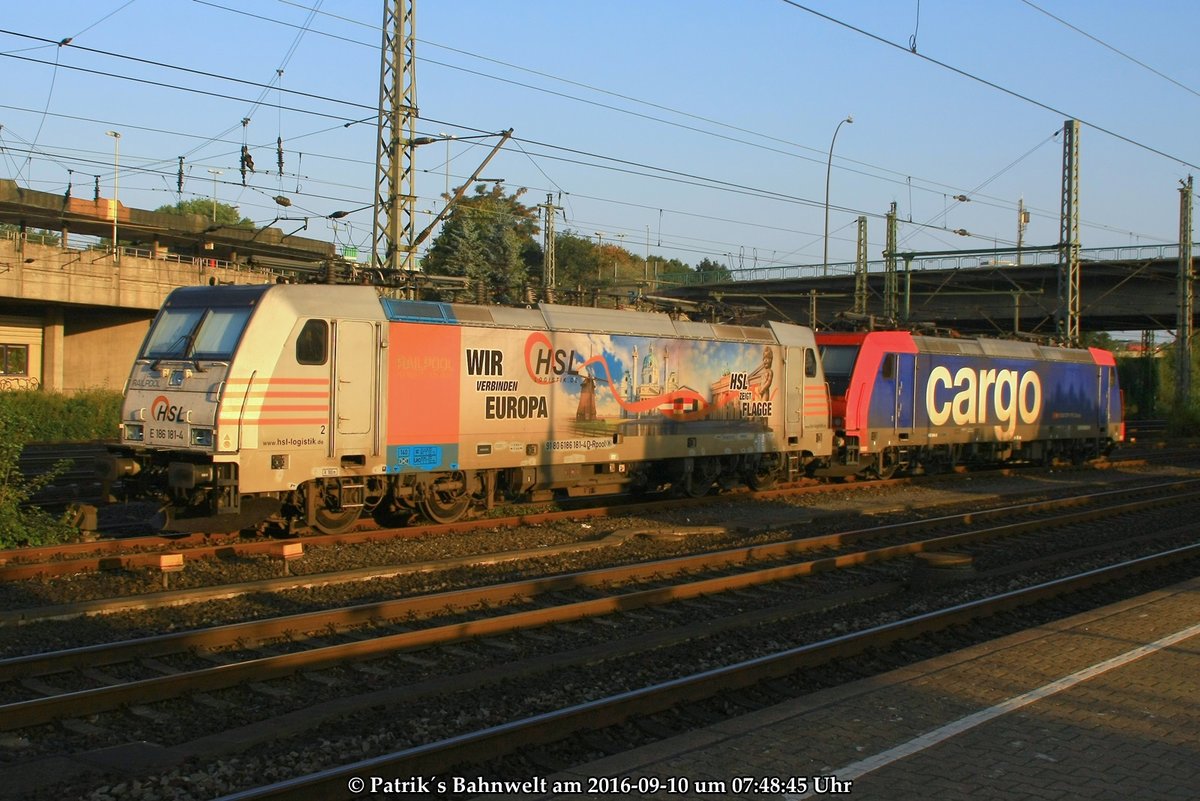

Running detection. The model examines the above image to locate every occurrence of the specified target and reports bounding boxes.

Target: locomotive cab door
[894,353,915,434]
[785,346,804,435]
[877,353,916,435]
[1097,364,1114,429]
[785,345,827,437]
[332,320,378,455]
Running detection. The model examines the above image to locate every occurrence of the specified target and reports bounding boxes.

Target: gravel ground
[4,462,1199,800]
[1,465,1193,662]
[44,545,1200,801]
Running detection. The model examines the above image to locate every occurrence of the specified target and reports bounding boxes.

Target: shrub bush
[0,389,122,548]
[0,388,123,442]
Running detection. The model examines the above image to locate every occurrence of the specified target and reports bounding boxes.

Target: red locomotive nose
[828,395,848,424]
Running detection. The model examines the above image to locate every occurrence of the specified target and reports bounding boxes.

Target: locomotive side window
[296,319,328,365]
[804,348,818,378]
[881,353,896,379]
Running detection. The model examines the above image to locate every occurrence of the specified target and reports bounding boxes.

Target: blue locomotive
[816,330,1123,478]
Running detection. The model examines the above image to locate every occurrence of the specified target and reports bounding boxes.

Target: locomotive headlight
[124,423,144,442]
[190,427,214,447]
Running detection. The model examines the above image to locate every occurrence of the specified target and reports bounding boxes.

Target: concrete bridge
[660,243,1192,338]
[0,178,333,393]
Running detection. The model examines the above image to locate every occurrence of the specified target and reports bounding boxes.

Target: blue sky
[2,1,1198,273]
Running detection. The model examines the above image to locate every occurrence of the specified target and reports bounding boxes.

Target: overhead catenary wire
[1018,0,1200,101]
[205,0,1196,239]
[0,8,1187,264]
[9,0,139,186]
[778,0,1200,171]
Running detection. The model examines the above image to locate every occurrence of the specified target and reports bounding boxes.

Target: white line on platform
[785,619,1200,800]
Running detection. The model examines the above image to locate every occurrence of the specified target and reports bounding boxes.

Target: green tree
[423,184,539,304]
[1080,331,1118,350]
[694,257,733,283]
[550,231,601,298]
[655,257,699,287]
[155,199,253,228]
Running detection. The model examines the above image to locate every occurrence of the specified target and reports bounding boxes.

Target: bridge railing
[683,243,1194,285]
[1,228,277,278]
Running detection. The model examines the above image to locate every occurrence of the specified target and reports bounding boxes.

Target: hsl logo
[151,394,187,423]
[524,332,583,384]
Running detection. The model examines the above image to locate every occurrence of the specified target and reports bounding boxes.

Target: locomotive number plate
[147,425,187,444]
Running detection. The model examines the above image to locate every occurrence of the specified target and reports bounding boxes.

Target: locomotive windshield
[819,344,859,397]
[143,306,253,361]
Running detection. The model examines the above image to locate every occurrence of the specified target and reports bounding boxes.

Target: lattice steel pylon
[1177,175,1194,410]
[372,0,419,275]
[1057,119,1081,346]
[883,202,898,321]
[539,193,561,302]
[853,215,868,315]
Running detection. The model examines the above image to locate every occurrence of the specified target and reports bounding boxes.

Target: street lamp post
[614,232,626,279]
[595,232,605,280]
[823,115,853,276]
[105,130,121,263]
[207,169,223,223]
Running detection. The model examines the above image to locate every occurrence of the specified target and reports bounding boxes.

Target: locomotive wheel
[313,504,361,535]
[874,450,900,480]
[681,457,720,498]
[745,457,780,490]
[306,480,362,535]
[418,472,471,524]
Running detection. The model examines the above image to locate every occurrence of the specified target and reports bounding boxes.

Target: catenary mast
[372,0,418,277]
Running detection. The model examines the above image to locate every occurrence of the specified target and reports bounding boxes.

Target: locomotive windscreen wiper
[150,321,206,372]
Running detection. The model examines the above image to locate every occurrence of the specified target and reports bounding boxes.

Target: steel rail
[4,475,1196,630]
[0,484,764,580]
[3,475,1197,629]
[3,480,1198,730]
[213,541,1200,801]
[0,461,1167,582]
[1,454,1145,578]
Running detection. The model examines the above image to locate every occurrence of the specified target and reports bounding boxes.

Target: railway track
[0,493,724,582]
[0,452,1168,586]
[4,475,1199,799]
[0,468,1192,624]
[219,545,1199,801]
[14,441,111,508]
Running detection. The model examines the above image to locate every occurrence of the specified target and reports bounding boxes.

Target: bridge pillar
[41,306,65,392]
